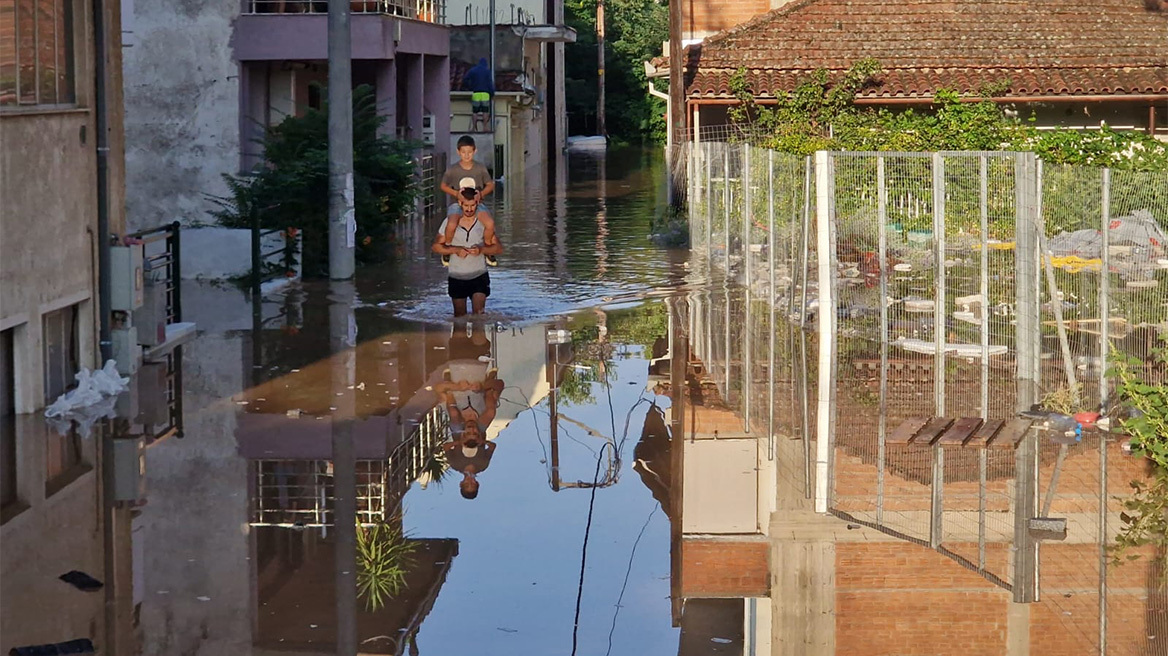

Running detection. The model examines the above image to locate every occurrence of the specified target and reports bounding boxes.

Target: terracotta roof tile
[681,0,1168,99]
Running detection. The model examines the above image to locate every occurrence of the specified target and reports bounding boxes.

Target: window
[43,304,78,404]
[0,0,75,107]
[1,329,16,512]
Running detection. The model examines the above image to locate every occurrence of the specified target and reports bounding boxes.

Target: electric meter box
[421,114,436,146]
[111,437,146,504]
[111,245,145,311]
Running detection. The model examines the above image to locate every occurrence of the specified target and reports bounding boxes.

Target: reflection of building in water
[673,285,1168,656]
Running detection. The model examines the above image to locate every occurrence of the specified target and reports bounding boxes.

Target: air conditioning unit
[421,114,436,146]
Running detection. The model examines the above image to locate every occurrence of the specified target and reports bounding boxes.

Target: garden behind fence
[684,140,1168,645]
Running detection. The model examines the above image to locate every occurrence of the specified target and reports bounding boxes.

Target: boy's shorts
[448,202,490,217]
[448,273,491,300]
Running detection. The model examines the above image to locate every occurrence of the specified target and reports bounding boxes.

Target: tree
[564,0,668,143]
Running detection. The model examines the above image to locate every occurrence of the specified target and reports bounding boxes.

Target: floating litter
[711,638,733,644]
[196,596,211,602]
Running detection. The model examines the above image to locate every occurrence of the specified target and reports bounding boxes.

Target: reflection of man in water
[432,322,504,499]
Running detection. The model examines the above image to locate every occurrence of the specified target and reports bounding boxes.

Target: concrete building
[445,1,573,190]
[121,0,454,234]
[0,0,132,650]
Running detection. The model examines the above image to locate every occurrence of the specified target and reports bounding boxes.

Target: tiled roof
[680,0,1168,100]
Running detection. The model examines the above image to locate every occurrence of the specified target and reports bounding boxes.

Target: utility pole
[489,0,496,136]
[328,0,355,280]
[596,0,606,137]
[667,0,685,208]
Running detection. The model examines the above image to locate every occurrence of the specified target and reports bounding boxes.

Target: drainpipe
[93,0,112,364]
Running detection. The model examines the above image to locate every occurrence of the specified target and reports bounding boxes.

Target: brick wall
[832,542,1162,655]
[680,538,769,597]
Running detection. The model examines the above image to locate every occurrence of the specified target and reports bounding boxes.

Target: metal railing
[248,404,449,527]
[125,221,182,324]
[250,215,298,296]
[243,0,445,23]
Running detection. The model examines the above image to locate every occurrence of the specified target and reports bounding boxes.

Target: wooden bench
[887,416,1033,449]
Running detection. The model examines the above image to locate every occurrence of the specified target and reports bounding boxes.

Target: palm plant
[355,518,416,611]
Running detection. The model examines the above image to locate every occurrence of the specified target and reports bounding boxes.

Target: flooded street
[6,147,1166,656]
[134,148,706,655]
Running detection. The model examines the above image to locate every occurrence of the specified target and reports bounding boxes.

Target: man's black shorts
[448,273,491,299]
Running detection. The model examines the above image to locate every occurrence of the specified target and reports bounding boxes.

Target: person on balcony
[462,57,495,133]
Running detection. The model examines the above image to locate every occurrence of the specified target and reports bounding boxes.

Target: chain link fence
[686,141,1168,630]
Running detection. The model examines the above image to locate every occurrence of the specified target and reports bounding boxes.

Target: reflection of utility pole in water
[329,281,358,656]
[667,296,687,625]
[595,155,608,278]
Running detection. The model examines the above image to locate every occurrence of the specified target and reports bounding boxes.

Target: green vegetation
[564,0,668,143]
[356,519,416,611]
[211,85,419,278]
[1109,336,1168,581]
[727,61,1168,171]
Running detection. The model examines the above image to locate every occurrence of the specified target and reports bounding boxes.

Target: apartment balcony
[235,0,449,62]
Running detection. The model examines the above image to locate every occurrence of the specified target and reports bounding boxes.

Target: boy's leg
[452,298,468,317]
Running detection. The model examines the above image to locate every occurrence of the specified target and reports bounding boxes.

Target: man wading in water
[432,184,503,316]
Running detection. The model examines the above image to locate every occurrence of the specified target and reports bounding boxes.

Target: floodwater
[3,147,1164,656]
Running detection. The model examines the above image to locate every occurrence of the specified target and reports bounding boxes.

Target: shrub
[211,85,420,278]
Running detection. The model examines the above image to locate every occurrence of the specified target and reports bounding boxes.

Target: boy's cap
[458,176,478,190]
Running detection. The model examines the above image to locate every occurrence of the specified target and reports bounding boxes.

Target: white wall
[121,0,241,232]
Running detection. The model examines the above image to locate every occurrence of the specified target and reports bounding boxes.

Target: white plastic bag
[44,359,130,419]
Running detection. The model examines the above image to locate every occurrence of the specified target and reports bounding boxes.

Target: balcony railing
[243,0,446,23]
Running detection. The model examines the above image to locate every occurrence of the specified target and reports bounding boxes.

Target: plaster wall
[122,0,240,231]
[0,111,101,412]
[0,419,103,653]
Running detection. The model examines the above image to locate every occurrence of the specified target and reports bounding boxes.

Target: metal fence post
[706,142,713,251]
[931,446,944,549]
[1014,152,1041,413]
[768,149,776,461]
[724,145,731,272]
[814,151,835,514]
[979,156,990,418]
[1100,168,1111,411]
[801,155,813,499]
[743,144,752,432]
[877,155,888,525]
[1099,432,1109,654]
[932,153,946,417]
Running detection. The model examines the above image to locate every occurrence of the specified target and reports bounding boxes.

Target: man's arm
[432,219,469,256]
[479,214,502,255]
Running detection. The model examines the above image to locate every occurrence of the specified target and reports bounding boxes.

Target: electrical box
[112,327,140,376]
[111,436,146,504]
[421,114,436,146]
[136,361,170,427]
[111,245,145,311]
[134,268,167,347]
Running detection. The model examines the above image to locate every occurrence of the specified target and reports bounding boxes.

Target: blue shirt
[462,62,495,94]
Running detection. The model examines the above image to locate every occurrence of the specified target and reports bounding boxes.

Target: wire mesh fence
[686,141,1168,607]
